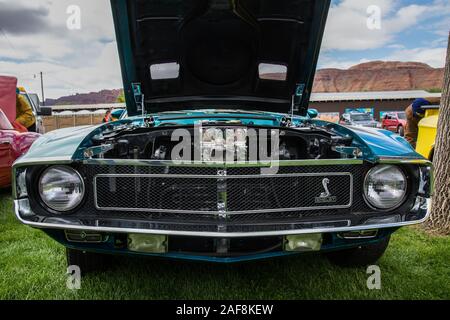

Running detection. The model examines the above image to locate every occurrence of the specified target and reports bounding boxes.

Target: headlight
[364,165,407,209]
[39,166,85,212]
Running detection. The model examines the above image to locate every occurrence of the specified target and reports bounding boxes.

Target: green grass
[1,190,449,300]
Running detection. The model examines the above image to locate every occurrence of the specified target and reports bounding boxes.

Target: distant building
[51,90,442,121]
[310,90,441,120]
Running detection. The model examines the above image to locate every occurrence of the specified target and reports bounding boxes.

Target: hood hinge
[291,83,305,117]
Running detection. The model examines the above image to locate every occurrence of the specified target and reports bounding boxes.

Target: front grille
[94,172,352,213]
[75,163,373,225]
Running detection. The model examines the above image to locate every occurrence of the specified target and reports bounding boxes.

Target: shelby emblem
[315,178,337,204]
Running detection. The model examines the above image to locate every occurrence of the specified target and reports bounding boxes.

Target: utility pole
[40,72,45,106]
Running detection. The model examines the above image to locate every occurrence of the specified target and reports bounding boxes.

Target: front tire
[398,125,405,136]
[66,248,110,274]
[325,236,390,267]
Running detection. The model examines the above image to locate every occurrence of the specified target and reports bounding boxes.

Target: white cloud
[385,47,447,68]
[317,55,371,69]
[0,42,122,99]
[0,0,122,98]
[322,0,430,51]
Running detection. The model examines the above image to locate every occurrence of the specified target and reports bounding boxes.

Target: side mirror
[37,106,52,116]
[308,109,319,119]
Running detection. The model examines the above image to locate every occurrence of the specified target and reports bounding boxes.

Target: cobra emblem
[320,178,331,198]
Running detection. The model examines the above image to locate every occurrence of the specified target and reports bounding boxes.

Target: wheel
[325,236,390,267]
[398,125,405,136]
[66,248,110,274]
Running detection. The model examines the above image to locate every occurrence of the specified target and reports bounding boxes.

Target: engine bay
[88,121,357,162]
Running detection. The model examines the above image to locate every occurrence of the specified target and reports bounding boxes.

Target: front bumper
[14,197,430,238]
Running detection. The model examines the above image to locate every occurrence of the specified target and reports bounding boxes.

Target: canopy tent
[0,76,18,123]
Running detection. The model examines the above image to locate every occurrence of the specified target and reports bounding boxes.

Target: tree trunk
[424,32,450,234]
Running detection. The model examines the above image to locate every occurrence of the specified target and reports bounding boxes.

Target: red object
[381,112,407,135]
[0,76,18,123]
[0,109,40,188]
[11,121,28,133]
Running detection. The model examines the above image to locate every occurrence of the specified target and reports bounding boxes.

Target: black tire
[398,125,405,136]
[325,236,390,267]
[66,248,110,274]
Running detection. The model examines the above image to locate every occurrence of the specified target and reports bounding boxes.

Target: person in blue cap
[404,97,440,148]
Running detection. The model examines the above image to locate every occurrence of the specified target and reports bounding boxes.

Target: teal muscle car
[12,0,432,272]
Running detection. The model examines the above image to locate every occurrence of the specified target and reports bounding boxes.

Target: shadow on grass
[77,251,362,299]
[0,187,12,196]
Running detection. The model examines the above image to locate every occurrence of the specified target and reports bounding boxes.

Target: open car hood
[111,0,330,116]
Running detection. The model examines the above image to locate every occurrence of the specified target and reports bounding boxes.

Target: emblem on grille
[315,178,337,204]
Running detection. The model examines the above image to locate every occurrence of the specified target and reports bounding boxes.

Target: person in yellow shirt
[15,88,36,132]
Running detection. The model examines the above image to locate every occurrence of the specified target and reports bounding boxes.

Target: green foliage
[0,191,449,300]
[426,88,442,93]
[117,90,125,103]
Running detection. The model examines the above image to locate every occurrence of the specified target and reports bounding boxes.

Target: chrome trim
[337,230,378,240]
[38,165,86,212]
[362,165,408,211]
[14,157,73,167]
[378,157,432,165]
[93,172,353,214]
[12,157,74,199]
[83,158,364,168]
[14,199,431,238]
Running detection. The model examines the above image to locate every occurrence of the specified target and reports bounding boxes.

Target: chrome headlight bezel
[38,165,85,213]
[363,164,408,210]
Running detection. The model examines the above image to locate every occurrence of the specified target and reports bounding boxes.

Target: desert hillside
[313,61,443,92]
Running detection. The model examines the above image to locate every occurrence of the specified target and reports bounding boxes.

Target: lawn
[1,189,449,300]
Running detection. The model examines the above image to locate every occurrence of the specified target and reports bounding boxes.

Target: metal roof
[52,103,125,111]
[310,90,441,102]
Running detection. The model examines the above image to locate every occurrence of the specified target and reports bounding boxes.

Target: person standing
[404,97,440,148]
[15,88,36,132]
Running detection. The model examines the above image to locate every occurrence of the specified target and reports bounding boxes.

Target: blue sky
[0,0,448,98]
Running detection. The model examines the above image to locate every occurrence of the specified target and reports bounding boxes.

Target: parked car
[416,105,440,161]
[13,0,432,271]
[17,87,52,134]
[103,108,127,122]
[339,112,381,128]
[381,112,406,136]
[0,109,40,187]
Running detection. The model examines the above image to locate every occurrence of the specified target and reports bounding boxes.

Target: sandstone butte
[312,61,444,93]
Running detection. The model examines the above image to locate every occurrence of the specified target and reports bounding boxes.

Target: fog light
[284,234,322,252]
[128,234,168,253]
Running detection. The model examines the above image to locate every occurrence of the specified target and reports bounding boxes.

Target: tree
[117,90,125,103]
[424,33,450,235]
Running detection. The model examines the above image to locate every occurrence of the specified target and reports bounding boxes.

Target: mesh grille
[74,163,373,227]
[94,171,352,213]
[96,176,218,211]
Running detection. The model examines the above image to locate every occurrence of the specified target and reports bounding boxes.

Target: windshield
[350,113,372,122]
[397,112,406,120]
[0,110,14,130]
